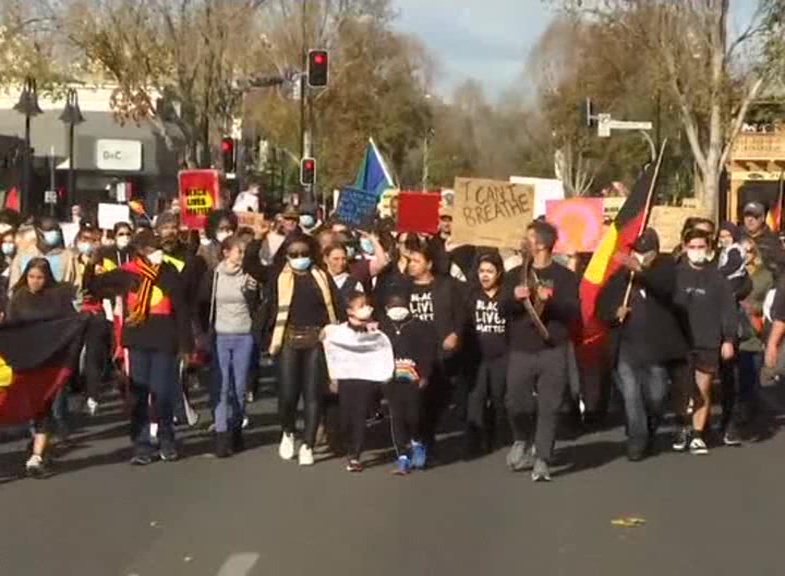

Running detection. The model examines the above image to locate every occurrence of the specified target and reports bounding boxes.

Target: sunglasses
[288,251,309,258]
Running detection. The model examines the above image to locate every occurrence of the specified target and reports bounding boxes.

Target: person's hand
[615,252,642,273]
[536,285,553,302]
[514,285,530,301]
[418,378,429,390]
[616,306,631,323]
[721,342,735,361]
[443,333,458,351]
[329,380,339,394]
[253,219,271,241]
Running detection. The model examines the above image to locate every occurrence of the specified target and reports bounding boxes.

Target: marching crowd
[2,194,785,482]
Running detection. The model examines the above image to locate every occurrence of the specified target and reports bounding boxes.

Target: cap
[632,228,660,254]
[281,205,300,220]
[743,201,766,217]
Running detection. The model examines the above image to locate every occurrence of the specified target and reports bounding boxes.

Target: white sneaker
[86,397,99,416]
[242,416,249,430]
[279,432,295,460]
[25,454,44,476]
[298,444,314,466]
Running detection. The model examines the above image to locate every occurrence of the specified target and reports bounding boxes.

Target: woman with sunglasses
[266,235,343,466]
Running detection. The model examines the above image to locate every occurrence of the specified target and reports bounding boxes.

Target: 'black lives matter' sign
[451,178,535,249]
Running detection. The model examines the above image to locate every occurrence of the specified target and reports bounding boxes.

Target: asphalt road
[1,390,784,576]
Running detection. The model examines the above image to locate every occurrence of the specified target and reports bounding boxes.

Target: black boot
[231,428,245,453]
[214,432,233,458]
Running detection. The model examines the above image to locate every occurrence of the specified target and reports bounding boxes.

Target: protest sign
[649,206,711,252]
[396,191,441,234]
[322,324,394,383]
[335,186,379,227]
[510,176,565,218]
[603,197,626,221]
[60,222,79,248]
[546,198,605,254]
[97,203,131,231]
[234,210,266,230]
[179,170,221,229]
[451,178,535,248]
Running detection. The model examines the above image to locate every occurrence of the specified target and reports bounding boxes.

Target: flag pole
[621,138,669,309]
[776,168,784,233]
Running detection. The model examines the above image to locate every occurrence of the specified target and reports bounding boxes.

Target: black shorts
[690,348,720,376]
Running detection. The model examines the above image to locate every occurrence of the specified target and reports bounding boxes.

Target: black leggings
[83,316,112,400]
[278,344,325,448]
[467,355,507,435]
[385,379,423,453]
[339,380,377,460]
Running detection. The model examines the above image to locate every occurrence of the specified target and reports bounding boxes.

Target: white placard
[509,176,565,217]
[44,190,57,204]
[60,222,79,248]
[98,203,131,231]
[96,139,143,171]
[322,324,394,383]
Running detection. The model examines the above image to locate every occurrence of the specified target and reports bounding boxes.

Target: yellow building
[726,130,785,223]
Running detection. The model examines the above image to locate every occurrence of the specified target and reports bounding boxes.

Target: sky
[393,0,555,101]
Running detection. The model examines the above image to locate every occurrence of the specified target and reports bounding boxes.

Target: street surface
[1,389,784,576]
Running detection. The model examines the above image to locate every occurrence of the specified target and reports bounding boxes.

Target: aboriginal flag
[579,163,656,346]
[0,315,88,426]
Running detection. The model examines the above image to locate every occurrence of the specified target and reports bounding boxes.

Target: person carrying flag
[85,229,193,465]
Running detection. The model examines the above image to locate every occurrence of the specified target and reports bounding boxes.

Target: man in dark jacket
[597,229,688,461]
[741,201,785,277]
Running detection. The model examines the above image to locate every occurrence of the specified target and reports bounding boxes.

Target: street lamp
[59,88,84,212]
[13,77,42,215]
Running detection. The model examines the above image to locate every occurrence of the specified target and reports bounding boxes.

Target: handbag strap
[209,269,219,327]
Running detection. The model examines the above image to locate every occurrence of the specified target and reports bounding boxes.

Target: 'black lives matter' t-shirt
[472,290,506,359]
[410,282,435,324]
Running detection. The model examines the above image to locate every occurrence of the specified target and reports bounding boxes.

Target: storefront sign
[96,139,143,171]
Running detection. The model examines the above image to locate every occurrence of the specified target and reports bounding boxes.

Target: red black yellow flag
[0,315,88,426]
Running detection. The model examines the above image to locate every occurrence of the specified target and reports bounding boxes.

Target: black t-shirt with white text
[409,282,435,324]
[472,289,506,359]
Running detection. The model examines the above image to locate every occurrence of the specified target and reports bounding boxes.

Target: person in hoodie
[717,221,751,299]
[464,251,508,456]
[405,238,465,465]
[500,220,580,482]
[86,229,193,465]
[597,229,689,461]
[673,228,738,455]
[199,235,262,458]
[380,291,438,474]
[9,216,77,288]
[741,201,785,276]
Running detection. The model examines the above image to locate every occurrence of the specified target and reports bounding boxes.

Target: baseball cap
[743,201,766,217]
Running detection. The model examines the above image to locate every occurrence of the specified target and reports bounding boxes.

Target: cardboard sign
[234,210,266,229]
[649,206,711,252]
[546,198,605,254]
[59,222,80,248]
[396,191,441,234]
[603,196,626,221]
[335,186,379,227]
[451,178,535,249]
[179,169,221,229]
[97,203,131,231]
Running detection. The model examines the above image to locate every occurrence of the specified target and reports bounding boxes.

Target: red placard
[178,170,221,229]
[396,191,441,235]
[546,197,605,254]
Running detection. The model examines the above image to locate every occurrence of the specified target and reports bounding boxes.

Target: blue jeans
[214,334,254,433]
[128,349,178,455]
[614,346,670,448]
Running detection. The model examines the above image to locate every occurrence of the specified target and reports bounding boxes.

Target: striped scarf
[270,265,336,355]
[127,258,161,326]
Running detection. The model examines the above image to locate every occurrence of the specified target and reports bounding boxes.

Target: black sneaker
[231,429,245,453]
[723,425,742,447]
[159,446,179,462]
[672,427,690,452]
[346,459,363,473]
[129,453,153,466]
[214,433,232,459]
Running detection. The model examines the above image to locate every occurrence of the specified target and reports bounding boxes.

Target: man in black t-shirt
[500,221,580,482]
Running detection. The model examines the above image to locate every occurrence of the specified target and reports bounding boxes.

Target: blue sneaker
[394,454,411,475]
[411,441,427,470]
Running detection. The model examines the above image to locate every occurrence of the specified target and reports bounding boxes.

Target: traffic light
[307,50,329,88]
[221,137,236,173]
[300,157,316,186]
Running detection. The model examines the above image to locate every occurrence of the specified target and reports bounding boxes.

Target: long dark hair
[12,257,58,294]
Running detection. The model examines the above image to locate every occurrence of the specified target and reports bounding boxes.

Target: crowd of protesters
[2,193,785,482]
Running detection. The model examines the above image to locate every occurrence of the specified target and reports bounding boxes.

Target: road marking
[216,553,260,576]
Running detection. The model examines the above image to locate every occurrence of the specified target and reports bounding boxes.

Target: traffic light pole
[299,0,313,206]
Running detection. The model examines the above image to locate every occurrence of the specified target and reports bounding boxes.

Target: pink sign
[546,198,605,254]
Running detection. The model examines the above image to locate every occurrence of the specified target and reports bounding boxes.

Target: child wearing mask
[9,217,77,288]
[380,292,438,474]
[322,292,394,472]
[717,221,749,299]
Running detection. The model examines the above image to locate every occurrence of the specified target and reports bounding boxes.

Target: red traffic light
[303,159,314,170]
[300,157,316,185]
[221,138,234,153]
[307,50,329,88]
[314,54,325,65]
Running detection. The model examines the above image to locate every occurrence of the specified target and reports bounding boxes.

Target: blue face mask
[77,241,94,255]
[288,256,312,271]
[300,215,315,229]
[360,237,375,256]
[1,242,14,256]
[42,230,61,246]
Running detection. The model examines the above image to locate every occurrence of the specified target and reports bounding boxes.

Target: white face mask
[147,249,164,265]
[116,236,131,249]
[354,305,374,321]
[215,230,232,243]
[199,237,212,246]
[386,306,410,322]
[687,248,707,265]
